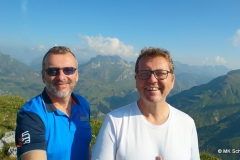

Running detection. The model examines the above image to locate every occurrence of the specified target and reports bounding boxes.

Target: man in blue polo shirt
[15,46,91,160]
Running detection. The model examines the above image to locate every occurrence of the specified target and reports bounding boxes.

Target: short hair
[135,47,174,73]
[42,46,78,71]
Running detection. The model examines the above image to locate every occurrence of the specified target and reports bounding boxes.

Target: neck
[46,89,72,117]
[137,100,170,125]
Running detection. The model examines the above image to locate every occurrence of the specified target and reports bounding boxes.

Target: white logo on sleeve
[22,131,30,144]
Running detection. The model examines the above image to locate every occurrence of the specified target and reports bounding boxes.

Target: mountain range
[0,52,44,99]
[0,51,231,117]
[0,51,239,159]
[168,69,240,159]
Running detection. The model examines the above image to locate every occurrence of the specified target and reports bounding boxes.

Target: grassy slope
[0,95,220,160]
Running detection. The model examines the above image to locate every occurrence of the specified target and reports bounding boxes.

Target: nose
[148,72,158,82]
[56,69,66,80]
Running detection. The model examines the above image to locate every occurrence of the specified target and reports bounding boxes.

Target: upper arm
[20,150,46,160]
[91,114,117,160]
[191,122,200,160]
[89,145,91,160]
[15,111,47,158]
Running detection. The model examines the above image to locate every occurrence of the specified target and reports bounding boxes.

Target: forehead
[138,56,169,70]
[44,52,77,67]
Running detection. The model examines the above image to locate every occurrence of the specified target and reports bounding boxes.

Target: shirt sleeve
[15,111,47,158]
[191,122,200,160]
[91,114,117,160]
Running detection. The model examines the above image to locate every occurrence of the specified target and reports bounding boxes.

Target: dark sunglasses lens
[45,68,59,76]
[62,67,76,75]
[45,67,76,76]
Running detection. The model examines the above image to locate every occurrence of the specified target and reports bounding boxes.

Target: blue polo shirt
[15,89,91,160]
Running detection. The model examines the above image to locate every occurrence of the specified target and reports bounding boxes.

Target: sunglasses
[45,67,77,76]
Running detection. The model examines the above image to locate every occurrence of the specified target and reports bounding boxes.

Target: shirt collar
[41,88,80,112]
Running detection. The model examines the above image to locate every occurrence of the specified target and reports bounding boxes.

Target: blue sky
[0,0,240,69]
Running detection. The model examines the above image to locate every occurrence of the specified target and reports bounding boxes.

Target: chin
[48,87,71,98]
[146,96,165,103]
[54,91,70,98]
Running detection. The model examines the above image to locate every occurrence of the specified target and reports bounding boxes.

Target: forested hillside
[0,52,231,119]
[0,95,221,160]
[168,69,240,160]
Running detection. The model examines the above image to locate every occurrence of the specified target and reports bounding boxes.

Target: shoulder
[72,93,89,106]
[108,102,137,117]
[98,102,138,137]
[72,93,90,117]
[19,94,45,114]
[169,104,194,124]
[17,94,48,127]
[103,102,137,125]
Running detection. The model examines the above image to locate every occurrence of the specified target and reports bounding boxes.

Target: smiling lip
[146,87,159,91]
[55,83,68,87]
[54,80,69,85]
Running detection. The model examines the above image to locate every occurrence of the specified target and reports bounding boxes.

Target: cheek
[75,75,79,82]
[135,80,144,89]
[135,80,140,87]
[43,76,54,84]
[170,77,175,89]
[42,72,45,83]
[42,76,46,83]
[171,81,174,89]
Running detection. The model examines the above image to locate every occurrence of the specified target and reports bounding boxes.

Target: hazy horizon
[1,1,240,69]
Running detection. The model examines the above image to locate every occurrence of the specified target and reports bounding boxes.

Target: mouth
[146,87,160,91]
[54,82,69,87]
[54,80,70,85]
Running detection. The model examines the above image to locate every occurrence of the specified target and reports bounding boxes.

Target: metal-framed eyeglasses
[136,70,171,80]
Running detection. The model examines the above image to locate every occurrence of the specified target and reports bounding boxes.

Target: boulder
[7,146,17,157]
[0,131,16,157]
[1,131,15,144]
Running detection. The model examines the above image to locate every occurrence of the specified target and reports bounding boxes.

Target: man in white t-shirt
[92,47,200,160]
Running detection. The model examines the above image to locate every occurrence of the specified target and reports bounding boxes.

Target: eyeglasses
[45,67,77,76]
[136,70,171,80]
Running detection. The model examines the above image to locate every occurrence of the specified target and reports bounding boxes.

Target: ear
[42,70,46,83]
[171,74,175,89]
[76,71,79,82]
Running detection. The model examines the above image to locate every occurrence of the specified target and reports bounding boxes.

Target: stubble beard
[45,80,75,98]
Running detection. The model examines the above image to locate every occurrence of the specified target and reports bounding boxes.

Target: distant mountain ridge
[0,52,44,99]
[167,69,240,159]
[79,55,134,81]
[75,55,136,117]
[1,51,239,159]
[173,61,231,94]
[168,69,240,127]
[0,51,232,116]
[174,61,230,77]
[0,52,39,78]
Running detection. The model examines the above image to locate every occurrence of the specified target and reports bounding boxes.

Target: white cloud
[30,45,46,51]
[215,56,226,64]
[78,34,138,59]
[38,45,45,51]
[230,29,240,47]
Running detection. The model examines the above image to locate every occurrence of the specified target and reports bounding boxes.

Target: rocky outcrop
[8,146,17,157]
[0,131,17,157]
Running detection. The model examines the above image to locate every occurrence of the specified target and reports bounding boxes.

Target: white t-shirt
[92,101,200,160]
